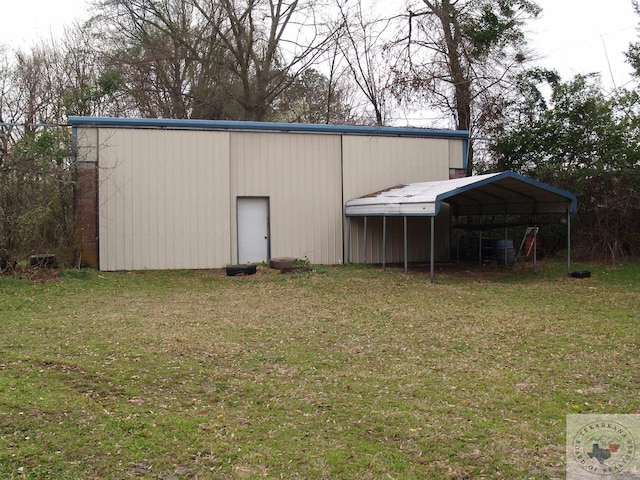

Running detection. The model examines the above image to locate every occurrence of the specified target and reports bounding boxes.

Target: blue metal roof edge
[67,116,470,140]
[434,171,578,215]
[462,139,469,170]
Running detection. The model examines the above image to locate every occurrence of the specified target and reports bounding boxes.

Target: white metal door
[237,197,269,263]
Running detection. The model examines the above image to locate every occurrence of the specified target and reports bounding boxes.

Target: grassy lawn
[1,262,638,479]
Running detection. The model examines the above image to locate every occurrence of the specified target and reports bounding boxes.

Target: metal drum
[495,239,515,266]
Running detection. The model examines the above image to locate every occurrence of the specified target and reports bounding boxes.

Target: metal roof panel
[345,171,577,216]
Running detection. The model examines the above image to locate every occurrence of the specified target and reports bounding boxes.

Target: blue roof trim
[434,171,578,215]
[462,139,469,170]
[68,116,470,140]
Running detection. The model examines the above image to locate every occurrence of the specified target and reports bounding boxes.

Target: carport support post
[567,207,572,274]
[404,216,408,277]
[503,227,508,266]
[382,216,387,270]
[347,217,351,264]
[363,216,368,264]
[455,216,460,263]
[533,224,538,272]
[430,216,435,283]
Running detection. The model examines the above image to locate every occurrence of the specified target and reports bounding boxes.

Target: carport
[344,171,578,282]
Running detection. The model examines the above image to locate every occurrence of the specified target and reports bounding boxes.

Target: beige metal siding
[342,136,453,263]
[449,139,465,169]
[230,132,343,265]
[98,128,231,270]
[347,209,451,265]
[342,136,450,201]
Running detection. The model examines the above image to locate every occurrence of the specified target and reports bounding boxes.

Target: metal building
[70,117,469,271]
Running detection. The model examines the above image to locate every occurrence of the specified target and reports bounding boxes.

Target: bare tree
[0,44,77,267]
[393,0,540,172]
[190,0,341,120]
[12,47,59,128]
[334,0,395,126]
[55,25,129,118]
[92,0,223,118]
[0,46,16,166]
[92,0,340,121]
[273,67,355,123]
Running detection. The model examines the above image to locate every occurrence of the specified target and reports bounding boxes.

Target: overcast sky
[1,0,637,91]
[530,0,637,90]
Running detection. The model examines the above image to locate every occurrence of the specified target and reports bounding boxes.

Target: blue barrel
[495,240,515,265]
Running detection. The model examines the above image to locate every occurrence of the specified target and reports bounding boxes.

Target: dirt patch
[380,261,535,281]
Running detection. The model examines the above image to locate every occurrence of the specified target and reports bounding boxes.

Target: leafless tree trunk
[394,0,539,173]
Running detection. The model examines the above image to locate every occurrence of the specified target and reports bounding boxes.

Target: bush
[0,128,76,267]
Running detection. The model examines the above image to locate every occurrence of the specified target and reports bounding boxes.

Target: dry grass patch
[0,262,638,478]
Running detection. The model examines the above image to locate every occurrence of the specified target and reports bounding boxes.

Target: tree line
[1,0,639,268]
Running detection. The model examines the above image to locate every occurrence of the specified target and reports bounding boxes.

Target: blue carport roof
[345,171,577,217]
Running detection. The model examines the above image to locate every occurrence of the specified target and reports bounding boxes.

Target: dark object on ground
[269,257,297,269]
[226,264,257,276]
[569,270,591,279]
[1,258,17,272]
[30,254,57,269]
